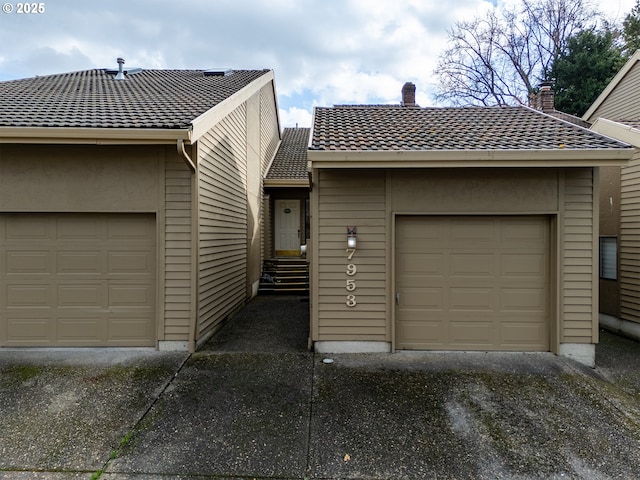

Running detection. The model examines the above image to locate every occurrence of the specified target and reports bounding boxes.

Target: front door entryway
[275,199,301,256]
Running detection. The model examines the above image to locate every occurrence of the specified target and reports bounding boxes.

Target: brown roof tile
[311,105,628,151]
[266,127,310,181]
[0,68,270,129]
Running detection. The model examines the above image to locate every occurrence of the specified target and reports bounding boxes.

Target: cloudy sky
[0,0,636,127]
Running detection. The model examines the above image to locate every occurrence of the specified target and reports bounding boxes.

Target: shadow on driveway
[201,294,310,353]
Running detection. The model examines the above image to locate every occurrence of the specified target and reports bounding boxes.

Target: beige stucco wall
[311,167,597,354]
[0,144,160,212]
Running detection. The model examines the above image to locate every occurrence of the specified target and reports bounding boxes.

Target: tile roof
[266,127,310,181]
[0,68,270,129]
[311,105,628,151]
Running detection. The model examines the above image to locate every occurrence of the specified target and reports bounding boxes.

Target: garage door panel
[501,288,545,311]
[108,251,154,274]
[57,317,106,343]
[399,253,444,276]
[450,253,495,277]
[7,285,50,306]
[109,317,153,342]
[57,217,101,239]
[398,321,444,346]
[6,317,52,343]
[501,254,546,278]
[108,216,153,239]
[109,284,154,306]
[57,251,102,274]
[501,323,546,348]
[5,217,48,239]
[58,284,103,306]
[1,213,156,347]
[6,251,50,273]
[403,288,444,309]
[396,216,549,352]
[449,321,493,345]
[501,221,546,242]
[450,287,494,311]
[450,220,494,242]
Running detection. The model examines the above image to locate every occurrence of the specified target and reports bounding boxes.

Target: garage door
[396,216,549,351]
[0,214,156,347]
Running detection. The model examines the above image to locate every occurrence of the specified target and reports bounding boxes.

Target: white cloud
[279,107,313,129]
[0,0,636,126]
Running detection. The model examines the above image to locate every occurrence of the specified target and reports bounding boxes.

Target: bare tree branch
[434,0,600,106]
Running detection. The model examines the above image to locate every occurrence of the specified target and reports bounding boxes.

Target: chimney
[115,58,126,80]
[534,82,554,113]
[401,82,416,107]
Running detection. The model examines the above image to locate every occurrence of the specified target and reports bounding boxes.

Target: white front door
[275,199,300,255]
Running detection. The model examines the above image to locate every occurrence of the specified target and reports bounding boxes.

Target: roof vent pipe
[115,58,126,80]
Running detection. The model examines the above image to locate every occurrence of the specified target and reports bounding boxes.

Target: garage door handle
[396,292,400,305]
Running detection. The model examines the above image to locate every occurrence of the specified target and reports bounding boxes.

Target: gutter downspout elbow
[177,139,196,172]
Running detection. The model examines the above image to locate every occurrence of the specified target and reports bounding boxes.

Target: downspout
[177,139,198,353]
[177,139,196,172]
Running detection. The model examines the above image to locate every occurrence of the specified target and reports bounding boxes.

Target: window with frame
[599,237,617,280]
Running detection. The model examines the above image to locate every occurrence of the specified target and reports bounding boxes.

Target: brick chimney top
[531,82,555,113]
[401,82,417,107]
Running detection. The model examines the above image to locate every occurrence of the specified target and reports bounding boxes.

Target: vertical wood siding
[164,154,193,340]
[620,154,640,323]
[561,168,596,343]
[316,170,387,340]
[197,103,248,339]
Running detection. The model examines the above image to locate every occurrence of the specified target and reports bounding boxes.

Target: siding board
[164,154,193,341]
[620,154,640,323]
[196,103,248,340]
[316,170,387,341]
[561,168,596,343]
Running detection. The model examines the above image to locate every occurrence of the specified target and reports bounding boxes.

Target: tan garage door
[396,216,549,351]
[0,213,156,347]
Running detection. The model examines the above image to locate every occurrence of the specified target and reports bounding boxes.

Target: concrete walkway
[2,296,640,479]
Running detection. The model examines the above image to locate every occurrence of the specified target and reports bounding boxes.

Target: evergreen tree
[623,0,640,57]
[549,29,624,116]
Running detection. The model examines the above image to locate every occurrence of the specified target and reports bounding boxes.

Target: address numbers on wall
[346,262,357,307]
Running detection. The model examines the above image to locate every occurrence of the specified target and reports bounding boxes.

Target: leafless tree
[434,0,599,106]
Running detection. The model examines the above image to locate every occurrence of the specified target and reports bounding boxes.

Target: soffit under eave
[0,126,192,144]
[307,149,634,168]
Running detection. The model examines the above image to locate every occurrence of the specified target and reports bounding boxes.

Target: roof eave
[264,178,310,187]
[590,118,640,148]
[307,148,634,169]
[0,126,192,144]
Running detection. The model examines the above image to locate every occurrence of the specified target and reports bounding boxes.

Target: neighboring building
[307,82,633,366]
[583,50,640,337]
[0,62,281,350]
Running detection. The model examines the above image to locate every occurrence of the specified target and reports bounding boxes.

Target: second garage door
[395,216,549,351]
[0,213,156,347]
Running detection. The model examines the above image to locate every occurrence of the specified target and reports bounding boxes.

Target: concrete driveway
[2,296,640,479]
